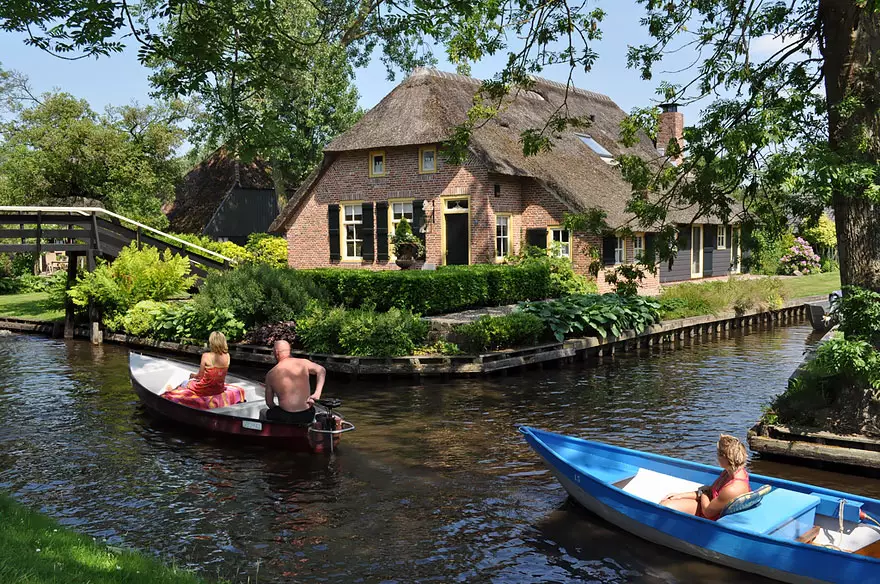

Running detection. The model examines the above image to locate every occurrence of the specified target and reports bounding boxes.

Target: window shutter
[602,236,617,266]
[526,228,547,249]
[328,204,340,261]
[361,202,374,261]
[412,200,426,249]
[376,201,389,261]
[645,233,657,264]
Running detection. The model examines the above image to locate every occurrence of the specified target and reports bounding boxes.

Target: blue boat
[521,426,880,583]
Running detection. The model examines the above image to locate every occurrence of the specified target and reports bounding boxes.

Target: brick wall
[282,144,661,295]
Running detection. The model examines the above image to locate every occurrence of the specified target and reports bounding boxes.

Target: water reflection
[1,323,877,583]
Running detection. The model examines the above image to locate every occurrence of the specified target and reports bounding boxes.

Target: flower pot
[394,242,420,269]
[395,257,416,269]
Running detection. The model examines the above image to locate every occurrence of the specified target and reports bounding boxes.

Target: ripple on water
[0,325,876,582]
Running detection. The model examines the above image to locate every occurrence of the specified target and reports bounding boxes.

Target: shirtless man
[263,340,326,424]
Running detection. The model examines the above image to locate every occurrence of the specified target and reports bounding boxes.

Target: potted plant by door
[391,218,425,269]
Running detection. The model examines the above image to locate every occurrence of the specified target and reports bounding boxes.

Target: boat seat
[717,488,820,539]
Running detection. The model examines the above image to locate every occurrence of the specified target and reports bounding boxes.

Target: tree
[1,1,878,291]
[0,80,187,226]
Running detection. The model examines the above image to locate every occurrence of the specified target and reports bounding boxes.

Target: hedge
[303,262,551,315]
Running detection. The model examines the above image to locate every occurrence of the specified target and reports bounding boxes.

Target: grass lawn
[0,293,64,321]
[780,272,841,300]
[0,493,211,584]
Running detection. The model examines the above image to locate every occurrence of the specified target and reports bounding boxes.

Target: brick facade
[284,144,660,295]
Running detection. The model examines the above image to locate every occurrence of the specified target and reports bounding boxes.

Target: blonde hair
[717,434,748,470]
[208,331,228,355]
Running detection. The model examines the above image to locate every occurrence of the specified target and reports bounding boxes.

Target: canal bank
[0,295,827,378]
[2,320,875,583]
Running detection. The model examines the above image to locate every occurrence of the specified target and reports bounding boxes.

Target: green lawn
[0,493,211,584]
[0,293,64,321]
[781,272,841,300]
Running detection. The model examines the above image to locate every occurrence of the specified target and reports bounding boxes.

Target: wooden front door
[445,213,469,265]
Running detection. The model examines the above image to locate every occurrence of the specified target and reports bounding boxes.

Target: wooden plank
[796,526,820,544]
[854,540,880,559]
[0,214,91,225]
[748,435,880,469]
[0,244,89,252]
[0,228,91,239]
[770,426,880,448]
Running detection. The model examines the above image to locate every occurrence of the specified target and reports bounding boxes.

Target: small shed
[166,148,278,245]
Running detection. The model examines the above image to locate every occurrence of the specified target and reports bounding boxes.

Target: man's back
[266,358,313,412]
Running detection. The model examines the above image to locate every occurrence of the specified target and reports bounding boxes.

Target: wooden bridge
[0,206,236,342]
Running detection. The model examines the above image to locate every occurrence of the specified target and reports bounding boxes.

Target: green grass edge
[0,493,212,584]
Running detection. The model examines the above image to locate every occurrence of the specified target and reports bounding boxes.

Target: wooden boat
[521,426,880,583]
[129,352,354,452]
[807,291,841,333]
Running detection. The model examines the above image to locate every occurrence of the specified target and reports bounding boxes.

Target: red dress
[161,355,244,410]
[182,366,229,396]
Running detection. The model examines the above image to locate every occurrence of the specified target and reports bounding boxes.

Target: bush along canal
[2,321,880,583]
[749,287,880,475]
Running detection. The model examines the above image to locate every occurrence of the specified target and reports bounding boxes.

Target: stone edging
[0,295,826,378]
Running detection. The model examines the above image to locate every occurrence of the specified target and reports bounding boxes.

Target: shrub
[389,217,425,258]
[297,303,429,357]
[245,233,288,266]
[195,264,326,328]
[111,299,167,336]
[152,302,246,342]
[779,238,821,275]
[505,246,592,297]
[413,340,463,356]
[658,277,786,319]
[520,293,661,341]
[820,258,839,273]
[454,312,547,352]
[748,229,796,275]
[837,286,880,347]
[67,244,195,319]
[246,321,299,347]
[304,262,551,315]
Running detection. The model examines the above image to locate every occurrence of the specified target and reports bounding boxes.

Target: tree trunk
[820,1,880,291]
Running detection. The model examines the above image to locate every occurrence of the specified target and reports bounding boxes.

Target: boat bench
[717,488,820,540]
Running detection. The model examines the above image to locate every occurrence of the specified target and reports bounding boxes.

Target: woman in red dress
[660,434,751,520]
[163,332,243,409]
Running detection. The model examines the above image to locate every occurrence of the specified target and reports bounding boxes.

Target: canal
[1,323,878,583]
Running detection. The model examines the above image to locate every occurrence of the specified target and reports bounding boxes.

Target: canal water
[1,324,878,583]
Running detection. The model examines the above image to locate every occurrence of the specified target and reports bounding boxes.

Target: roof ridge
[409,67,613,103]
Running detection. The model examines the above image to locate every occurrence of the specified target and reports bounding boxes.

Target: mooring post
[86,246,102,345]
[63,252,79,339]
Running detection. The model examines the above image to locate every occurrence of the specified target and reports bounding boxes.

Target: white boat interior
[615,468,880,554]
[130,352,269,420]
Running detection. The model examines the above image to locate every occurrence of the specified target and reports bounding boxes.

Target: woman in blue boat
[660,434,751,520]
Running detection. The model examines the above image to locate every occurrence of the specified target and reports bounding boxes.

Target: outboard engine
[310,398,344,453]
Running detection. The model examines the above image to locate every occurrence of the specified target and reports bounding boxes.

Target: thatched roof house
[167,148,278,244]
[271,68,744,291]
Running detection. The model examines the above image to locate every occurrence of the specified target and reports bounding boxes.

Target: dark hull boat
[521,426,880,584]
[129,352,354,452]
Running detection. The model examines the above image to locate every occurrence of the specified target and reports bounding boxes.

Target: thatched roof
[271,68,719,232]
[166,147,274,234]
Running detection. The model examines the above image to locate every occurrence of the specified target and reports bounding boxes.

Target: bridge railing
[0,206,237,266]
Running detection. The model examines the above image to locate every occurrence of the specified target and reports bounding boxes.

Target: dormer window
[576,134,615,164]
[370,151,386,177]
[419,146,436,174]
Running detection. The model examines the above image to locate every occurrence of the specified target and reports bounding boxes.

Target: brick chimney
[657,103,684,160]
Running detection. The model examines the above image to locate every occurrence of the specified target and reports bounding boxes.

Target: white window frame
[690,225,704,278]
[495,214,511,259]
[369,150,386,177]
[731,226,742,274]
[419,146,437,174]
[717,225,727,249]
[633,233,644,262]
[549,227,571,258]
[615,236,626,264]
[388,199,414,259]
[341,203,364,260]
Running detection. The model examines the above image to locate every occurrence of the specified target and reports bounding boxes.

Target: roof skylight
[576,134,613,160]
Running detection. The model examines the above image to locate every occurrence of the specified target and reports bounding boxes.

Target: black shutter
[412,200,426,250]
[376,201,389,261]
[603,236,617,266]
[645,233,657,264]
[361,202,374,261]
[526,228,547,249]
[328,204,340,261]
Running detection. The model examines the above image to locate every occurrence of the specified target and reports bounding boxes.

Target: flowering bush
[779,238,821,275]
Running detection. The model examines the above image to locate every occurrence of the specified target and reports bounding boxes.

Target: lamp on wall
[422,199,434,229]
